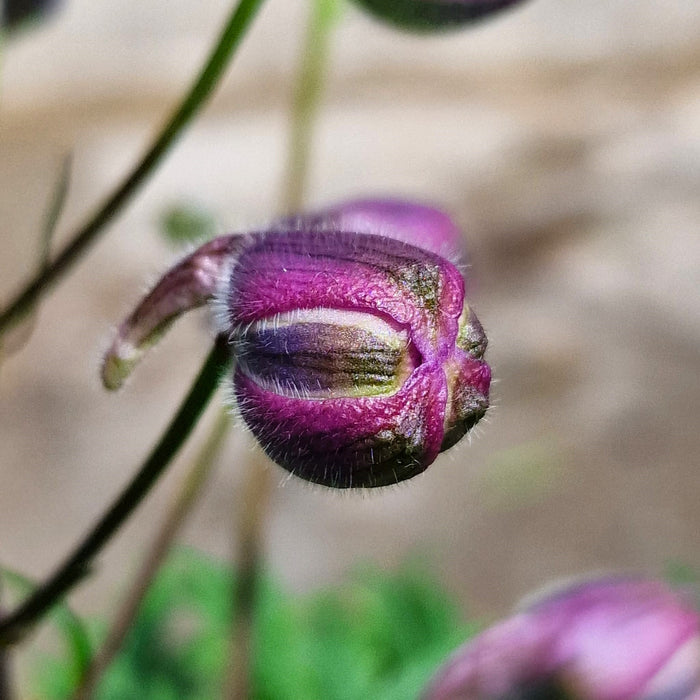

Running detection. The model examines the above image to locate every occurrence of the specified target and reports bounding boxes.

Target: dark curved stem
[0,337,231,646]
[0,0,266,336]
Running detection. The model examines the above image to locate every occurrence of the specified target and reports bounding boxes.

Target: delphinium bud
[424,576,700,700]
[349,0,529,32]
[102,198,490,488]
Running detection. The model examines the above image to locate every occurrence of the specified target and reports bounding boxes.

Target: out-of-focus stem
[0,338,231,646]
[280,0,340,215]
[0,154,72,365]
[224,453,272,700]
[226,1,339,696]
[73,408,232,699]
[0,0,266,337]
[0,579,14,700]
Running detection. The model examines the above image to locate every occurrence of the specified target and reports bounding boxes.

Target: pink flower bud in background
[424,577,700,700]
[102,198,490,488]
[350,0,529,32]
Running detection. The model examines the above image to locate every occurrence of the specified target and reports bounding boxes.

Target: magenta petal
[226,229,465,363]
[234,361,447,488]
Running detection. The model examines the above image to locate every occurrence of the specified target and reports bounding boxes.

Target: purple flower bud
[350,0,529,32]
[424,577,700,700]
[102,198,490,488]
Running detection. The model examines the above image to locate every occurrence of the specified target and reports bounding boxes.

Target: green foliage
[30,549,474,700]
[159,203,217,248]
[2,567,93,692]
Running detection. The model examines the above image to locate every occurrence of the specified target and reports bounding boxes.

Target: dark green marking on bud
[389,260,443,316]
[456,304,487,358]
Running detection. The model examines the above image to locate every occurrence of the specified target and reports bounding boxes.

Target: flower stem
[281,0,341,214]
[224,452,272,700]
[0,0,266,337]
[72,409,232,699]
[0,337,231,646]
[0,579,14,700]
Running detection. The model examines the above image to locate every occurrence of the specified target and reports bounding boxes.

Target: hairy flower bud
[350,0,529,32]
[102,198,490,488]
[424,577,700,700]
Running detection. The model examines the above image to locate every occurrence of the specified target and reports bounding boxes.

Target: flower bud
[424,577,700,700]
[350,0,529,32]
[102,198,490,488]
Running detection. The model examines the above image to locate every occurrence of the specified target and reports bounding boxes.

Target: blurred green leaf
[159,203,217,247]
[2,566,92,687]
[665,561,699,587]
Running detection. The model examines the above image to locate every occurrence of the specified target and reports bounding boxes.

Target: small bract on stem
[102,198,491,489]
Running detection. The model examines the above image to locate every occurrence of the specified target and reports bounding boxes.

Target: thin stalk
[0,579,14,700]
[0,337,231,646]
[280,0,340,214]
[0,154,72,363]
[73,409,232,699]
[0,645,10,700]
[0,0,266,336]
[226,1,339,696]
[224,454,272,700]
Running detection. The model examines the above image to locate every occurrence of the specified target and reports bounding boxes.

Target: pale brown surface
[1,0,699,681]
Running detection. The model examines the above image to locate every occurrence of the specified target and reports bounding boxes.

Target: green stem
[281,0,340,214]
[0,0,266,336]
[0,579,14,700]
[0,338,231,646]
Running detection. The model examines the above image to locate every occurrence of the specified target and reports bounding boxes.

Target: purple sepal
[226,229,465,362]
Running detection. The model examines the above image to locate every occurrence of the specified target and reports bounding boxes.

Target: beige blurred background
[1,0,699,669]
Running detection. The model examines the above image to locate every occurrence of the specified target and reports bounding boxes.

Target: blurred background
[1,0,699,692]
